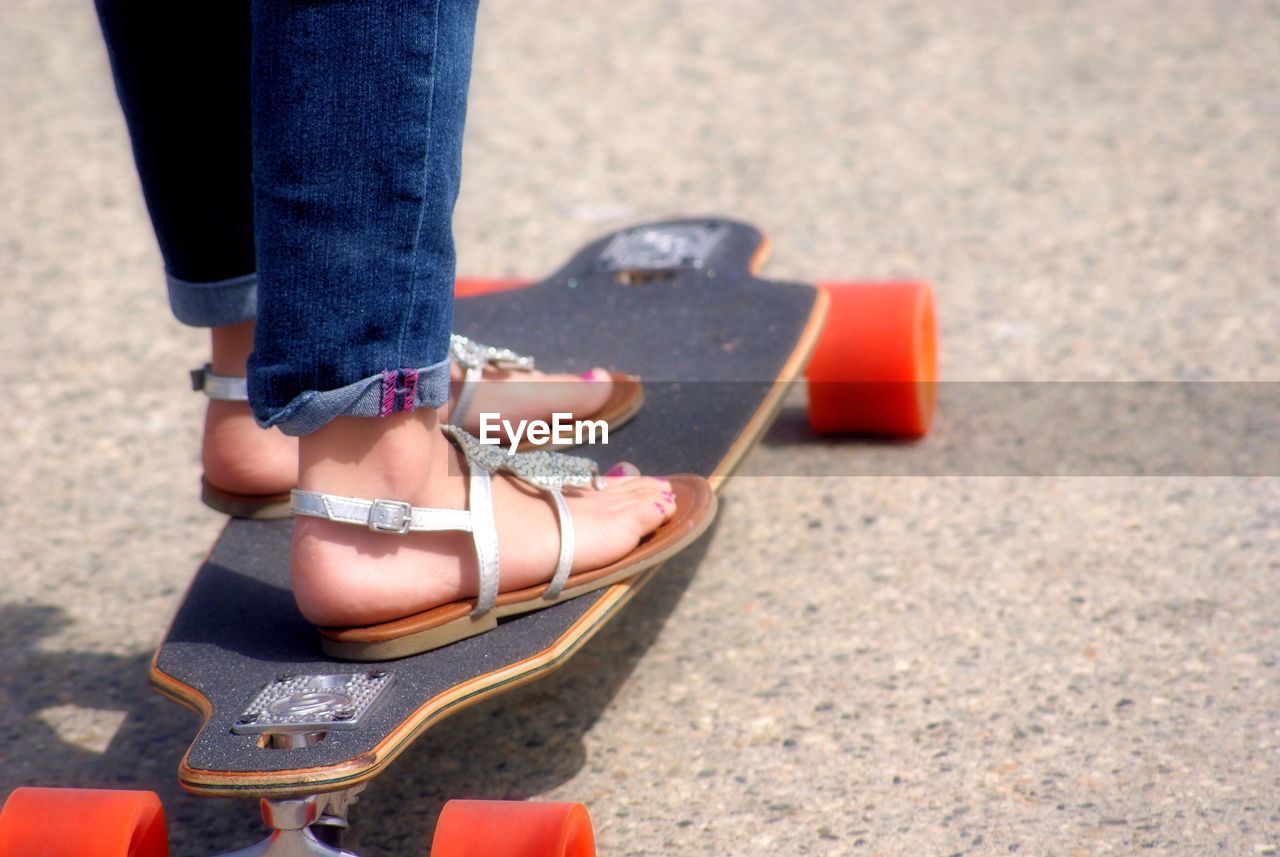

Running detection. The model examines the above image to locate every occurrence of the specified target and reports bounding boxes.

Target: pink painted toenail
[606,462,640,477]
[580,368,606,381]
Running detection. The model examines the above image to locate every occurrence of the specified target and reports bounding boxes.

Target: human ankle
[210,320,255,377]
[297,410,449,501]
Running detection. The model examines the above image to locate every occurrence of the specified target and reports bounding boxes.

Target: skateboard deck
[149,218,827,799]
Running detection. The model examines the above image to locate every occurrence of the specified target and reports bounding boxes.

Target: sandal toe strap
[448,335,535,426]
[544,490,575,600]
[445,425,588,602]
[467,466,502,615]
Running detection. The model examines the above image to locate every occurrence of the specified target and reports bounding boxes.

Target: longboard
[148,218,828,799]
[2,218,938,855]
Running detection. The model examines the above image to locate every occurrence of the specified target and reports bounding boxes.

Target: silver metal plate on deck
[595,222,725,272]
[231,672,395,735]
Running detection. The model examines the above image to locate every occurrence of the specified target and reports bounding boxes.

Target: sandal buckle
[367,499,413,535]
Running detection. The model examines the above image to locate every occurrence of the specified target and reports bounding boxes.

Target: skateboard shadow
[0,603,250,857]
[344,512,722,854]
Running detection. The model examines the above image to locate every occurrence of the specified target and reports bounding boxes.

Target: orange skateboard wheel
[454,278,532,299]
[0,787,167,857]
[806,281,937,438]
[431,800,595,857]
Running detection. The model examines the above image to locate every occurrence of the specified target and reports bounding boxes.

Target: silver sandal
[296,426,715,660]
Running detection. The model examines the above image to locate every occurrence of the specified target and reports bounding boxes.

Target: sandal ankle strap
[191,364,248,401]
[291,491,473,534]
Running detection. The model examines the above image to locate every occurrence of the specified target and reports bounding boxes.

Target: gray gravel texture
[2,1,1279,855]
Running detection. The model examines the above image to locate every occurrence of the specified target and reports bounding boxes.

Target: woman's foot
[199,323,620,500]
[289,410,677,629]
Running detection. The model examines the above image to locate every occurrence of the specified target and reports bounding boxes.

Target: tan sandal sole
[200,478,292,520]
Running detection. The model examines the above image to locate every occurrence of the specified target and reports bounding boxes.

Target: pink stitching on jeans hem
[402,368,418,413]
[380,370,397,416]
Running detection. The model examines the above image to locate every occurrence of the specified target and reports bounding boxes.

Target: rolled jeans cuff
[257,358,452,437]
[167,271,258,327]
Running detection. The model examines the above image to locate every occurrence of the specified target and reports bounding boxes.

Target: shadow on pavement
[0,604,244,856]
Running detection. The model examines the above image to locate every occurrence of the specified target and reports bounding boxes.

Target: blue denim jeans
[95,0,479,434]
